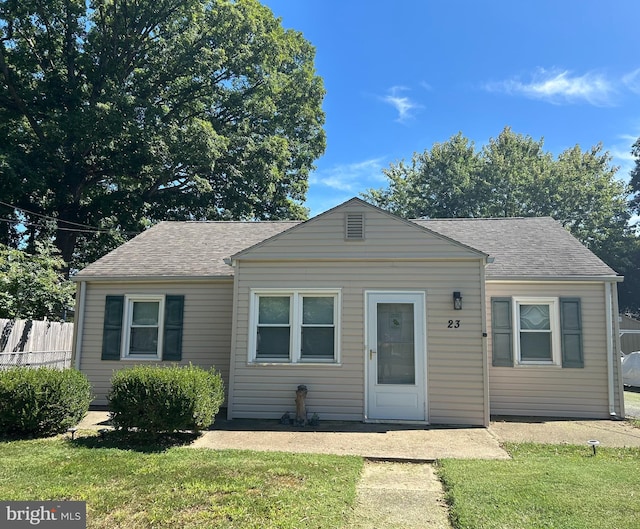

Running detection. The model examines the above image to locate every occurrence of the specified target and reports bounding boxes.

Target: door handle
[369,349,376,360]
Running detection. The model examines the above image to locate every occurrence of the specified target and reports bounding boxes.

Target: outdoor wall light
[453,291,462,310]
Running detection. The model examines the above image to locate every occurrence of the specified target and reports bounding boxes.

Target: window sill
[516,362,561,367]
[248,361,342,367]
[121,356,163,361]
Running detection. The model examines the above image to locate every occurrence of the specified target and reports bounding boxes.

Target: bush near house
[108,365,224,434]
[0,367,92,437]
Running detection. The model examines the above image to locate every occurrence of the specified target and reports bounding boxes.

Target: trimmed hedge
[0,368,92,437]
[108,365,224,434]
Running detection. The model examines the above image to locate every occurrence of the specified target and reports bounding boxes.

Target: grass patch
[0,435,362,528]
[438,443,640,529]
[624,388,640,428]
[625,387,640,407]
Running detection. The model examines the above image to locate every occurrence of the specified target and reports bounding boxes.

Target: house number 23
[448,320,461,329]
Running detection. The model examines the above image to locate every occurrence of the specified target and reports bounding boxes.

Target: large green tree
[365,127,639,311]
[0,0,325,270]
[0,242,75,321]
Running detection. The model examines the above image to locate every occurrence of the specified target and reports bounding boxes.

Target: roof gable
[232,198,487,262]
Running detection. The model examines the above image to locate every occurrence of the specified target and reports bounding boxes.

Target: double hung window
[101,294,184,361]
[124,296,164,359]
[516,300,559,364]
[251,290,340,363]
[491,296,583,368]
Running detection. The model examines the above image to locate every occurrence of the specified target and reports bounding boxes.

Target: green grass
[624,388,640,427]
[625,388,640,408]
[0,434,362,529]
[438,443,640,529]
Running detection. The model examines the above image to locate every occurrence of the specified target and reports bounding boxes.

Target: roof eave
[71,274,234,283]
[487,275,624,283]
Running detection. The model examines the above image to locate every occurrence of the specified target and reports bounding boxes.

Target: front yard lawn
[0,436,362,529]
[439,443,640,529]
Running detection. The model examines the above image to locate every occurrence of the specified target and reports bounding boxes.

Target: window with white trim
[123,295,164,359]
[514,297,561,365]
[250,290,340,363]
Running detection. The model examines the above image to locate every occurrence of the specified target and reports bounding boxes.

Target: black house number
[448,320,461,329]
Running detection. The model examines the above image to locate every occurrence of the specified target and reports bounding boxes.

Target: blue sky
[261,0,640,217]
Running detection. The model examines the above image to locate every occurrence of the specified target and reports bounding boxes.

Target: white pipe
[73,281,86,370]
[612,285,625,418]
[605,282,616,417]
[480,259,490,427]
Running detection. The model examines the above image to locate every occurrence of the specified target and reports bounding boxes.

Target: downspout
[605,282,616,418]
[73,281,86,370]
[611,282,625,418]
[480,257,490,427]
[225,258,239,420]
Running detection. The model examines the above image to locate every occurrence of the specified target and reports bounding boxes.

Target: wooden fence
[621,314,640,354]
[0,318,74,370]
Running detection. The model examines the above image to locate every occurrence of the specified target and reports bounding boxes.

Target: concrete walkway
[347,461,452,529]
[191,418,510,460]
[490,417,640,447]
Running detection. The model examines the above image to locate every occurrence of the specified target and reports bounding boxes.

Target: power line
[0,202,141,235]
[0,200,109,231]
[0,216,139,236]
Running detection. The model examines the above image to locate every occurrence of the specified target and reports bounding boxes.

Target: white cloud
[306,157,389,216]
[381,86,422,122]
[623,68,640,94]
[485,68,616,106]
[309,157,387,192]
[608,132,639,181]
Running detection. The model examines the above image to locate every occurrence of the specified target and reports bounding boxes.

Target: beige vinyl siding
[231,260,486,425]
[234,205,484,261]
[77,280,233,405]
[487,282,622,418]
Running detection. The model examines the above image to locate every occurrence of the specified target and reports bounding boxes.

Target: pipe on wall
[73,281,86,370]
[605,282,616,417]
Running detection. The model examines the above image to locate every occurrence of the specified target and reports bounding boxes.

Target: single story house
[72,198,625,426]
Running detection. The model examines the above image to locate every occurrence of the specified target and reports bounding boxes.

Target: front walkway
[193,418,510,460]
[77,412,640,458]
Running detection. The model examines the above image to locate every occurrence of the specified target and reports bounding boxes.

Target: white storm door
[366,292,426,421]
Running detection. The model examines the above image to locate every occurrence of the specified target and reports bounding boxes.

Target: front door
[366,292,426,421]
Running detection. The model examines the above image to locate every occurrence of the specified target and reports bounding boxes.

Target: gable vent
[345,213,365,240]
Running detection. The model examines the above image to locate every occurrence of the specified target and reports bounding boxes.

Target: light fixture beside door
[453,291,462,310]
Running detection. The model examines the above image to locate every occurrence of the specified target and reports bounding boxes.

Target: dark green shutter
[492,297,513,367]
[102,295,124,360]
[163,295,184,361]
[560,297,583,368]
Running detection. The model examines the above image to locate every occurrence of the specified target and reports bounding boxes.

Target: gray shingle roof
[74,221,299,279]
[418,217,617,278]
[74,216,617,280]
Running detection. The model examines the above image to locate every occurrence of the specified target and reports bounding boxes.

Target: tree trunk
[55,228,77,278]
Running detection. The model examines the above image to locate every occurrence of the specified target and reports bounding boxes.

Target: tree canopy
[364,127,640,312]
[0,242,75,321]
[0,0,325,271]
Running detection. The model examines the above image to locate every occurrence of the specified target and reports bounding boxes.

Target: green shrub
[0,368,92,437]
[108,365,224,434]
